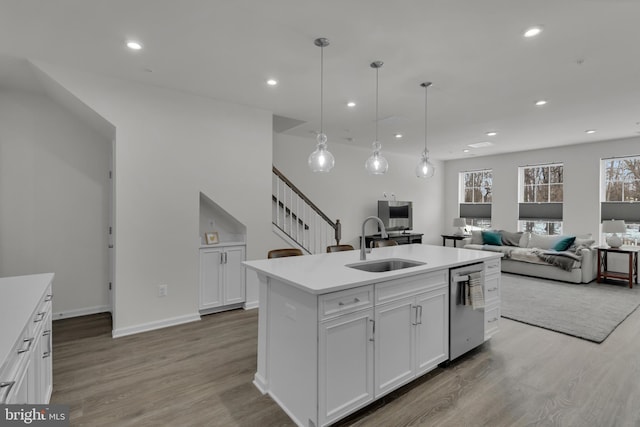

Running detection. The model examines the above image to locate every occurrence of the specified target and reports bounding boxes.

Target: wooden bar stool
[267,248,304,258]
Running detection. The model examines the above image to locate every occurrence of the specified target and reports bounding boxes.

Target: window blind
[518,203,563,221]
[459,203,492,219]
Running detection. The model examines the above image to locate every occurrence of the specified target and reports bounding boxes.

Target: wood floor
[52,303,640,426]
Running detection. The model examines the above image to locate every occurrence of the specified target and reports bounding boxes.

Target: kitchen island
[244,244,501,427]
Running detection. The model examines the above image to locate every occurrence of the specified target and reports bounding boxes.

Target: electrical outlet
[158,284,168,297]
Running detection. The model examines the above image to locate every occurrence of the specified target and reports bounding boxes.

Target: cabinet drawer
[319,286,374,320]
[484,275,500,304]
[28,284,52,336]
[0,326,31,404]
[484,259,501,275]
[484,304,500,340]
[375,271,447,305]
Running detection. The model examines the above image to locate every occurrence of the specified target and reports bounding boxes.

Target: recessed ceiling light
[535,100,547,106]
[347,101,356,108]
[266,79,278,86]
[486,131,497,137]
[524,27,542,38]
[467,141,494,149]
[463,149,470,153]
[585,129,596,134]
[126,41,143,50]
[394,133,403,139]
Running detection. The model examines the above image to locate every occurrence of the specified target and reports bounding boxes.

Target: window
[459,170,492,229]
[518,164,563,235]
[601,156,640,245]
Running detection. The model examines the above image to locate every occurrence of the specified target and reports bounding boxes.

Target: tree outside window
[603,156,640,244]
[463,170,492,203]
[519,164,563,235]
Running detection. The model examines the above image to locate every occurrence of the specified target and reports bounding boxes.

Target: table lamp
[602,219,626,248]
[453,218,467,236]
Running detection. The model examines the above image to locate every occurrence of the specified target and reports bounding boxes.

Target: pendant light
[365,61,389,175]
[308,38,335,173]
[416,82,435,178]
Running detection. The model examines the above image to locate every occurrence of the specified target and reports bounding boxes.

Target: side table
[596,246,639,288]
[441,234,470,248]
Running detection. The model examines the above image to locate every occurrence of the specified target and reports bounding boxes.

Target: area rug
[500,273,640,343]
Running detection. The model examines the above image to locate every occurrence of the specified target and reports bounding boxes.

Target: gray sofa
[461,230,597,284]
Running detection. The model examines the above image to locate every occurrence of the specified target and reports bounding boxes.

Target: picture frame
[205,232,219,245]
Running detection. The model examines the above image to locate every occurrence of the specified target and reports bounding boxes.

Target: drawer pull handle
[488,287,498,291]
[338,297,361,307]
[488,317,499,323]
[43,330,51,337]
[45,294,53,302]
[43,352,51,359]
[17,338,34,354]
[0,381,16,404]
[34,312,46,322]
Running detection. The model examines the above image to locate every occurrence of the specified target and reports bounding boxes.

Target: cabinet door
[223,246,245,305]
[200,249,223,309]
[319,309,374,426]
[40,312,53,403]
[414,288,448,376]
[374,297,415,398]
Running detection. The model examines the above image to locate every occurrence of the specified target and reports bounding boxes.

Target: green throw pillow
[482,231,503,246]
[553,236,576,251]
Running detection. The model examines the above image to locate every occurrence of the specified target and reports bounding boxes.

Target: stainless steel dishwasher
[449,263,485,360]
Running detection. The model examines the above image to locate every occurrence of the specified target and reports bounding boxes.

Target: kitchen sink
[346,258,426,273]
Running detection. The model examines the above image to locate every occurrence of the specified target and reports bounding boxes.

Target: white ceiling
[1,0,639,160]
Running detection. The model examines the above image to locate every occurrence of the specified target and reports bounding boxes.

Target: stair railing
[272,166,341,254]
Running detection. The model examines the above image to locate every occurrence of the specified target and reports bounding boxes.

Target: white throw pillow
[470,230,484,245]
[518,232,530,248]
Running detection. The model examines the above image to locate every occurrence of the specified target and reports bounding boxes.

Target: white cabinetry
[0,274,54,405]
[265,270,448,427]
[318,307,374,425]
[199,244,245,313]
[484,258,501,340]
[374,272,448,397]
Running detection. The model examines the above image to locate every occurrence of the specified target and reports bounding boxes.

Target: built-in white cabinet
[484,258,501,340]
[265,270,449,427]
[374,273,448,398]
[0,274,54,405]
[318,308,374,425]
[199,244,245,313]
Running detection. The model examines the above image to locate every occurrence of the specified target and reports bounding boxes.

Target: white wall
[444,136,640,239]
[274,133,445,246]
[32,62,274,336]
[0,89,111,315]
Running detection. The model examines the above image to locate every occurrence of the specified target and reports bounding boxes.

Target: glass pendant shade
[309,37,334,173]
[416,149,435,178]
[416,82,435,179]
[365,141,388,174]
[308,133,335,173]
[366,61,388,175]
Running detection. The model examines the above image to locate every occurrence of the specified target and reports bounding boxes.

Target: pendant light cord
[375,67,379,142]
[320,44,324,136]
[424,84,428,153]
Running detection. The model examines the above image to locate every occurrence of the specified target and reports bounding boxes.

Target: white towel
[468,271,485,310]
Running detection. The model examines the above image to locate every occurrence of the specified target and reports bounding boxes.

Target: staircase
[272,166,341,254]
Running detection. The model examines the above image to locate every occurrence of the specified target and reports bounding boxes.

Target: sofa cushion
[500,230,523,246]
[553,236,576,251]
[570,237,596,252]
[482,230,503,246]
[527,234,561,250]
[519,232,531,248]
[470,230,484,245]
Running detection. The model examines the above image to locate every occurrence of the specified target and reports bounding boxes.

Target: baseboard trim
[244,300,259,310]
[53,305,111,320]
[112,313,201,338]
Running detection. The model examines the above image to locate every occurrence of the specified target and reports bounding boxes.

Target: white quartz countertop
[0,273,54,372]
[243,244,501,295]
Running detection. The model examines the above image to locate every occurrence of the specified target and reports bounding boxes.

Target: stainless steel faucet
[361,216,388,260]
